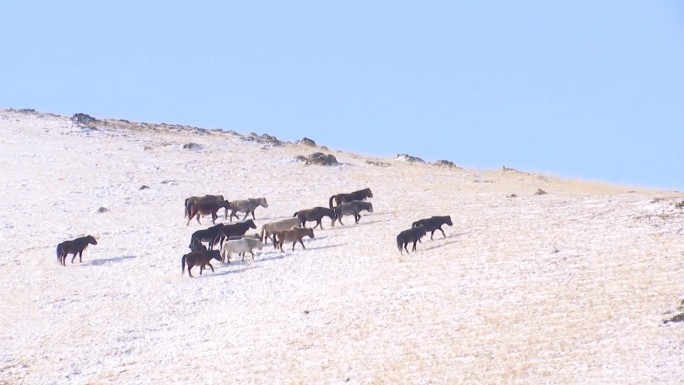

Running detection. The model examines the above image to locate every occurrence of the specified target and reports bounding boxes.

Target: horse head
[365,188,373,198]
[87,235,98,245]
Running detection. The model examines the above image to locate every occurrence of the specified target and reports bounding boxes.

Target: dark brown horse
[219,219,257,251]
[56,235,98,266]
[186,200,232,226]
[274,227,314,252]
[412,215,453,240]
[396,225,426,254]
[182,250,222,277]
[293,207,337,229]
[328,188,373,208]
[184,194,225,218]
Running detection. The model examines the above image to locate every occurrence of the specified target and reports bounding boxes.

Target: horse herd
[55,187,453,277]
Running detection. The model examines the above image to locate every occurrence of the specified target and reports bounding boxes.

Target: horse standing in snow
[411,215,453,240]
[396,225,426,254]
[328,188,373,208]
[56,235,98,266]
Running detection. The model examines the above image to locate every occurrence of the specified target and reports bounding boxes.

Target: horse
[219,219,258,251]
[412,215,453,240]
[187,200,232,226]
[188,238,208,252]
[293,207,336,229]
[221,236,263,263]
[329,188,373,208]
[56,235,97,266]
[396,225,426,254]
[184,194,225,218]
[189,223,225,250]
[274,227,314,252]
[182,249,222,277]
[229,197,268,221]
[259,217,300,245]
[333,200,373,226]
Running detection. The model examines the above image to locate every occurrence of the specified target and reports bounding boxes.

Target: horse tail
[328,195,336,209]
[293,211,299,217]
[182,255,186,275]
[56,244,62,259]
[396,235,403,253]
[184,199,190,218]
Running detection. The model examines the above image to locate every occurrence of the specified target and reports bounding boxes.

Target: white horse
[229,197,268,221]
[221,235,263,263]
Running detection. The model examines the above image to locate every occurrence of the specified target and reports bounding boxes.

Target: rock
[366,160,390,167]
[305,152,338,166]
[395,154,425,163]
[296,137,317,147]
[434,160,460,169]
[71,113,96,126]
[139,185,150,190]
[294,155,308,163]
[96,207,109,213]
[534,188,548,195]
[182,142,203,150]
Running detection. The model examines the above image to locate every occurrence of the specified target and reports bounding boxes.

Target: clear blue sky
[3,1,683,190]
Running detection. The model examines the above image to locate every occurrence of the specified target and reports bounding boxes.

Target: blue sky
[3,1,683,190]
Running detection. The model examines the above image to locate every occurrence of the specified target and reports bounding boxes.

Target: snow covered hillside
[1,109,683,384]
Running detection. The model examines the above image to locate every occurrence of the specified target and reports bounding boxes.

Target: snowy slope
[1,109,683,384]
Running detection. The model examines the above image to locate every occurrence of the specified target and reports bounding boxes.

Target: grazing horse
[184,194,225,218]
[274,227,314,252]
[187,200,232,226]
[189,223,225,250]
[182,250,222,277]
[219,219,258,251]
[329,188,373,208]
[229,197,268,221]
[333,200,373,226]
[56,235,97,266]
[293,207,336,229]
[396,225,426,254]
[412,215,453,240]
[259,217,300,245]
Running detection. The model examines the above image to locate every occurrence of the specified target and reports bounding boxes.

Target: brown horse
[56,235,98,266]
[181,250,222,277]
[187,200,232,225]
[328,188,373,208]
[274,227,314,252]
[293,207,337,229]
[184,194,225,218]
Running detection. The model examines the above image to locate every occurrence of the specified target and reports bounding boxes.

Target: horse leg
[403,243,409,254]
[188,264,194,277]
[439,227,446,238]
[355,214,361,223]
[299,240,306,250]
[71,252,77,264]
[78,250,84,263]
[199,265,204,275]
[243,211,250,221]
[208,263,214,273]
[251,211,256,220]
[412,241,418,252]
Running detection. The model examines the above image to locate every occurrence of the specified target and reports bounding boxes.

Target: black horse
[328,188,373,208]
[189,223,225,250]
[293,207,337,229]
[396,226,426,254]
[56,235,98,266]
[412,215,453,240]
[218,219,257,251]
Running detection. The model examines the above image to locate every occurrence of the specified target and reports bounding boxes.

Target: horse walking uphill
[274,227,315,252]
[396,225,426,254]
[293,207,336,229]
[229,198,268,221]
[56,235,98,266]
[187,200,232,226]
[182,250,222,277]
[412,215,453,240]
[185,194,225,218]
[260,217,300,245]
[334,200,373,226]
[329,188,373,208]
